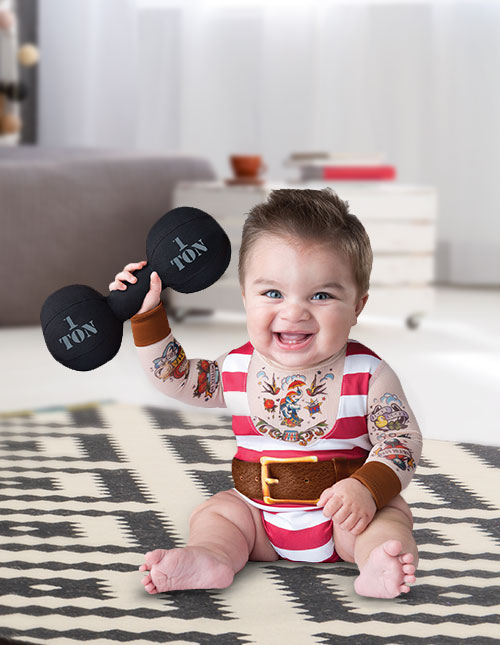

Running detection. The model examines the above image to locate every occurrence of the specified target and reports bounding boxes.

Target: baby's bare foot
[354,539,417,599]
[138,546,235,593]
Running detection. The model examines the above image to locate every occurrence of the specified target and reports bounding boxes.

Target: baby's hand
[317,478,377,535]
[109,260,162,315]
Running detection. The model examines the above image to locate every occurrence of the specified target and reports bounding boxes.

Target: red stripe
[234,445,368,462]
[222,372,247,392]
[323,416,367,440]
[346,341,380,359]
[229,341,254,355]
[342,372,370,395]
[261,515,333,550]
[260,514,341,561]
[232,415,261,436]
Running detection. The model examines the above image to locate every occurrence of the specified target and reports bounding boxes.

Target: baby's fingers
[109,261,148,291]
[350,517,368,535]
[322,495,343,519]
[337,512,359,531]
[118,270,138,285]
[317,488,333,508]
[109,272,135,292]
[109,266,145,292]
[124,260,147,272]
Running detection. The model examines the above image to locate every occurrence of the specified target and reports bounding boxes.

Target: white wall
[38,0,500,286]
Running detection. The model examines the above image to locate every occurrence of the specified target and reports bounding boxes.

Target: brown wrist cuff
[350,461,402,510]
[130,302,171,347]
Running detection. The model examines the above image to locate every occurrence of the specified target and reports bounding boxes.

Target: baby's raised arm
[110,262,227,408]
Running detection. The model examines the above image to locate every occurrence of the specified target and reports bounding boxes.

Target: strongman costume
[223,340,382,563]
[131,303,422,563]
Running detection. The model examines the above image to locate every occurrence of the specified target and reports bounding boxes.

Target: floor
[1,286,499,447]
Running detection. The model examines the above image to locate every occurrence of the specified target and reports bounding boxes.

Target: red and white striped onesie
[131,303,422,564]
[222,339,382,563]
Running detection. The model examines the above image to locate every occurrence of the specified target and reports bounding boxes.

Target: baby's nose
[281,302,311,322]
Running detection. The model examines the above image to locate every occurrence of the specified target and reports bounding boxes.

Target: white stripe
[344,353,381,375]
[273,540,335,562]
[262,508,329,530]
[232,488,317,512]
[223,391,251,416]
[222,352,251,373]
[235,434,372,452]
[337,394,367,419]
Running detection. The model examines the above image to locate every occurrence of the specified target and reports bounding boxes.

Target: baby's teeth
[279,333,308,344]
[282,334,306,339]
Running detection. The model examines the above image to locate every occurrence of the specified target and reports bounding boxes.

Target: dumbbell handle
[106,264,157,322]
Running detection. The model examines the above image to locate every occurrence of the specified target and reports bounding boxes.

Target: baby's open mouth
[274,332,314,349]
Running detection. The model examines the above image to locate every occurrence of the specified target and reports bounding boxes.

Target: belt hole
[305,478,310,483]
[255,476,259,482]
[240,476,243,480]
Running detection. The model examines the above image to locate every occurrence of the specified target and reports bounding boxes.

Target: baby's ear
[353,293,369,324]
[357,293,369,314]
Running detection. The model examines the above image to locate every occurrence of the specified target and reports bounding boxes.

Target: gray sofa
[0,146,216,326]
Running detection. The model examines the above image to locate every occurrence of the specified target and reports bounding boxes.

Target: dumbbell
[40,206,231,371]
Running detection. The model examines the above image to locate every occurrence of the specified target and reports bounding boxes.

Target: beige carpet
[0,402,499,644]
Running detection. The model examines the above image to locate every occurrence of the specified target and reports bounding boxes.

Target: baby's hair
[238,188,373,296]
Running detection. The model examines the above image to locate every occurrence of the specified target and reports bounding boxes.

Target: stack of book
[285,152,396,181]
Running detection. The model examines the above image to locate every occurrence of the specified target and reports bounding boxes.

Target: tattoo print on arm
[193,360,220,401]
[368,392,415,472]
[152,339,189,384]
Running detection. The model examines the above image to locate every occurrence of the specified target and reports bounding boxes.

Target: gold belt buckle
[260,455,320,505]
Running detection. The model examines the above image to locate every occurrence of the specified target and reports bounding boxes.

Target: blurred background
[1,0,499,446]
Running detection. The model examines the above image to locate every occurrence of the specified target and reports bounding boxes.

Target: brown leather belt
[232,455,366,504]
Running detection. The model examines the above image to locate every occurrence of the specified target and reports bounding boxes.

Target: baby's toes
[142,573,157,594]
[399,553,414,564]
[139,564,149,572]
[144,548,166,569]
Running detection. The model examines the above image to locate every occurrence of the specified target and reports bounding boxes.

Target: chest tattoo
[253,366,335,442]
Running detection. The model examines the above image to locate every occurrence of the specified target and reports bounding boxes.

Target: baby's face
[241,234,368,369]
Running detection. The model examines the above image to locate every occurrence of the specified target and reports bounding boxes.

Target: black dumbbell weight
[40,206,231,371]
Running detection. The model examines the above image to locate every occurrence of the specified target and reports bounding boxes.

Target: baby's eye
[312,292,333,301]
[263,289,282,299]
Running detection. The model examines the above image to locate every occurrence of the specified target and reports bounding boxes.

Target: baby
[110,188,422,599]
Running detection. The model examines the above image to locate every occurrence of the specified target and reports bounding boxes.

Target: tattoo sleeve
[151,339,189,385]
[368,392,417,473]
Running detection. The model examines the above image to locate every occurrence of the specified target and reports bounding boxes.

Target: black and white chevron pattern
[0,402,499,644]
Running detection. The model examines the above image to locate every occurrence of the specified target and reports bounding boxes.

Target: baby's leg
[333,494,418,599]
[139,489,278,593]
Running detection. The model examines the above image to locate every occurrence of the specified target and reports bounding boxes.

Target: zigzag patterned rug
[0,402,499,644]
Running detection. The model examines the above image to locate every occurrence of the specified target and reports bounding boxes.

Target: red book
[322,166,396,180]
